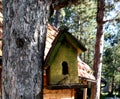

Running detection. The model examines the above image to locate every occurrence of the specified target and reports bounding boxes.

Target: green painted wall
[50,41,79,85]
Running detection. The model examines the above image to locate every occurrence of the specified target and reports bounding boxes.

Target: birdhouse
[44,25,94,88]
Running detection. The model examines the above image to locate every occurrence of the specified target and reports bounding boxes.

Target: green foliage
[54,1,98,66]
[102,1,120,88]
[102,43,120,85]
[98,1,120,95]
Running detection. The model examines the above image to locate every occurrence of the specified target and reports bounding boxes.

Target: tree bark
[90,0,105,99]
[2,0,50,99]
[54,10,60,28]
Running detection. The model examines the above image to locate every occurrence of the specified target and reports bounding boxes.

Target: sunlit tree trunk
[2,0,50,99]
[90,0,105,99]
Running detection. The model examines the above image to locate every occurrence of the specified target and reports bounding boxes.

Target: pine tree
[90,0,105,99]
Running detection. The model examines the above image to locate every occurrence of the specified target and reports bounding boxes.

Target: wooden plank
[0,50,2,56]
[83,88,87,99]
[83,80,87,99]
[0,40,2,55]
[0,31,2,39]
[46,84,88,89]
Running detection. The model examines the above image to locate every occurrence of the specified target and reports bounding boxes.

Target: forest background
[49,0,120,97]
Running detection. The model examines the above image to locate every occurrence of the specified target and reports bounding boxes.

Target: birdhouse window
[62,61,69,75]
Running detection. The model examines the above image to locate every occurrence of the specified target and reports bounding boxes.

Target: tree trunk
[108,76,115,96]
[2,0,50,99]
[90,0,105,99]
[54,10,60,28]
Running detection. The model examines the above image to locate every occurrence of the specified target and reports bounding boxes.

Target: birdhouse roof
[44,24,87,67]
[78,59,95,82]
[45,24,96,82]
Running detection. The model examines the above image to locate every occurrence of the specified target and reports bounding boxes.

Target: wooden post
[83,80,87,99]
[83,88,87,99]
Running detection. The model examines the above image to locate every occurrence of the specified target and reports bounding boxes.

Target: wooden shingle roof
[44,24,59,59]
[78,59,95,81]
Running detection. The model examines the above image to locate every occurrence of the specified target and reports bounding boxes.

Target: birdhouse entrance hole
[62,61,69,75]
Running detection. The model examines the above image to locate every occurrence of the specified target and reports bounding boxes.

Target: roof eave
[79,76,96,83]
[64,32,87,52]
